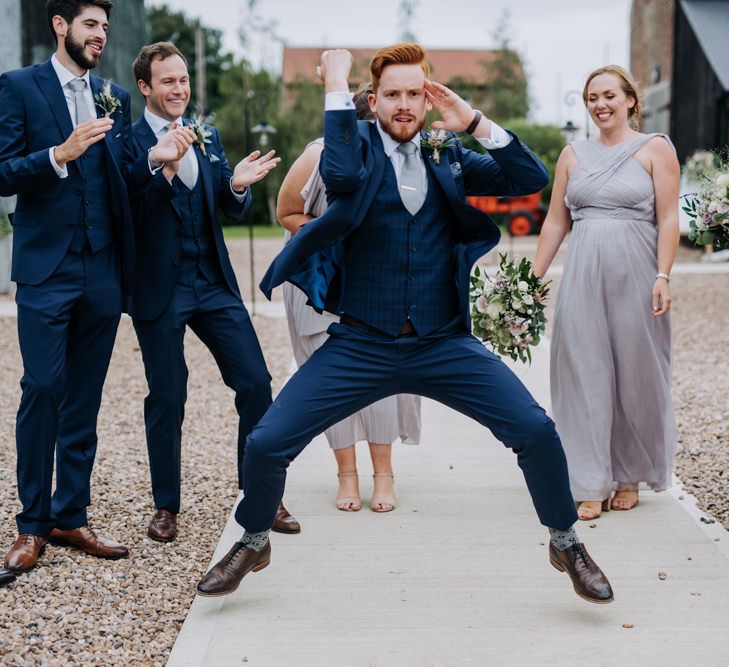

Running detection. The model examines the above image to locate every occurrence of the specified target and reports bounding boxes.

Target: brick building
[282,46,500,106]
[630,0,729,161]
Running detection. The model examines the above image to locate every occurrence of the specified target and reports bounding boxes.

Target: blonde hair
[370,43,430,91]
[583,65,642,124]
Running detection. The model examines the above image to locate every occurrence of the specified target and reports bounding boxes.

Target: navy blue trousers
[15,244,121,536]
[236,320,578,532]
[133,277,272,514]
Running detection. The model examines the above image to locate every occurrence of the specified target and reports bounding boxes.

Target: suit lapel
[422,136,459,203]
[357,123,386,220]
[134,116,158,152]
[33,60,74,140]
[185,119,215,218]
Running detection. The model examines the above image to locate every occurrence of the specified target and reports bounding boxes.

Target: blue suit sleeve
[0,73,59,196]
[461,131,549,197]
[320,109,366,193]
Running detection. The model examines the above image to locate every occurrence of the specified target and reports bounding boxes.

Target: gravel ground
[0,237,726,665]
[0,312,292,666]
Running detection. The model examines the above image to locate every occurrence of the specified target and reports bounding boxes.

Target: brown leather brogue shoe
[549,542,614,604]
[4,534,47,573]
[49,526,129,560]
[197,540,271,597]
[147,509,178,542]
[271,502,301,534]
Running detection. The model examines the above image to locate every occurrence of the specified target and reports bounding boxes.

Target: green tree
[482,11,529,123]
[504,120,565,204]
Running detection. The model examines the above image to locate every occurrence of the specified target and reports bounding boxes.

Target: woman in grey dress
[276,87,421,513]
[534,65,680,520]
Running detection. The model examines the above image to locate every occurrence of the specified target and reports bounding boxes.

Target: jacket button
[67,223,74,229]
[171,261,179,269]
[75,188,83,195]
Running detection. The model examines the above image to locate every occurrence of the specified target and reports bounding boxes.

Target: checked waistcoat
[340,158,460,336]
[69,140,113,253]
[174,175,224,287]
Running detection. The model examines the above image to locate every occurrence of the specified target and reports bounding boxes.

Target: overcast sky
[148,0,632,128]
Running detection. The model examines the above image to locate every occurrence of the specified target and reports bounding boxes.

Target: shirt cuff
[230,179,248,201]
[325,91,355,111]
[147,148,164,175]
[49,147,68,179]
[476,122,512,150]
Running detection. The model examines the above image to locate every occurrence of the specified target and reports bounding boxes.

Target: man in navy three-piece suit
[0,0,191,573]
[126,42,299,543]
[198,44,615,604]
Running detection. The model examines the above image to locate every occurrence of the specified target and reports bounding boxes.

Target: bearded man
[197,44,614,606]
[0,0,188,573]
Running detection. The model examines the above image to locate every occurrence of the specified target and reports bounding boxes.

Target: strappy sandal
[370,472,396,513]
[336,471,361,512]
[577,498,611,521]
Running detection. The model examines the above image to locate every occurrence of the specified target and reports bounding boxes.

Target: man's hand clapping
[231,150,281,192]
[150,123,196,165]
[53,118,114,167]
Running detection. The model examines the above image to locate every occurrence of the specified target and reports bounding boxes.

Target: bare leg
[334,445,361,511]
[369,443,395,512]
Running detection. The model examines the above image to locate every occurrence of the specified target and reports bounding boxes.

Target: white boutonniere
[420,129,456,165]
[188,114,214,158]
[94,79,121,118]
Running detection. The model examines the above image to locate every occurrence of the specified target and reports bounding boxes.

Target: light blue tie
[397,141,422,215]
[68,78,92,125]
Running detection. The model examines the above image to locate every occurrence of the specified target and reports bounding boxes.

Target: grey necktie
[396,141,422,215]
[68,78,92,125]
[161,123,196,189]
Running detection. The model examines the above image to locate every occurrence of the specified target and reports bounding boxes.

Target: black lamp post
[560,120,579,143]
[564,89,591,140]
[247,122,277,316]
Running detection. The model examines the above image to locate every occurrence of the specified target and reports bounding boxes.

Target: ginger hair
[370,43,430,91]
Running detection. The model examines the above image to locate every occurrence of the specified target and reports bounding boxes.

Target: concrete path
[168,342,729,667]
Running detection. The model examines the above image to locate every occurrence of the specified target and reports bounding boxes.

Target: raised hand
[53,118,114,166]
[317,49,352,92]
[150,123,196,165]
[425,79,485,134]
[231,150,281,191]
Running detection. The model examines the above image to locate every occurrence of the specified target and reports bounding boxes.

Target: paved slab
[168,342,729,667]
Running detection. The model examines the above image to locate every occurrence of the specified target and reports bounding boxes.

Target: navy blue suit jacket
[0,59,135,292]
[126,116,251,321]
[261,110,549,330]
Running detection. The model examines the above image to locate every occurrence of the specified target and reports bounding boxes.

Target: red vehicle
[467,192,546,236]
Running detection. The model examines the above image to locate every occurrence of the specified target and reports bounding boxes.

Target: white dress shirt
[145,108,199,188]
[144,108,248,201]
[49,55,96,178]
[324,91,513,201]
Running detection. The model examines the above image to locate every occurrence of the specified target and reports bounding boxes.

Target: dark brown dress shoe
[49,526,129,560]
[0,569,17,587]
[147,509,178,542]
[271,502,301,534]
[197,540,271,597]
[4,534,47,573]
[549,542,614,604]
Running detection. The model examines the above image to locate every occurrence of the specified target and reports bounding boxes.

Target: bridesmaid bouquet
[470,254,550,364]
[683,159,729,249]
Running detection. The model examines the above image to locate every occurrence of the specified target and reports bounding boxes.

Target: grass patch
[223,225,285,239]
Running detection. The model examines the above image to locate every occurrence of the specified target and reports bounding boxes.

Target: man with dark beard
[198,45,614,606]
[0,0,190,573]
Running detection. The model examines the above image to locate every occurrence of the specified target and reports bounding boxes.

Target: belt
[340,314,415,336]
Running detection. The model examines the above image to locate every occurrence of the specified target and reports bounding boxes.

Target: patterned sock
[240,530,270,552]
[548,526,581,551]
